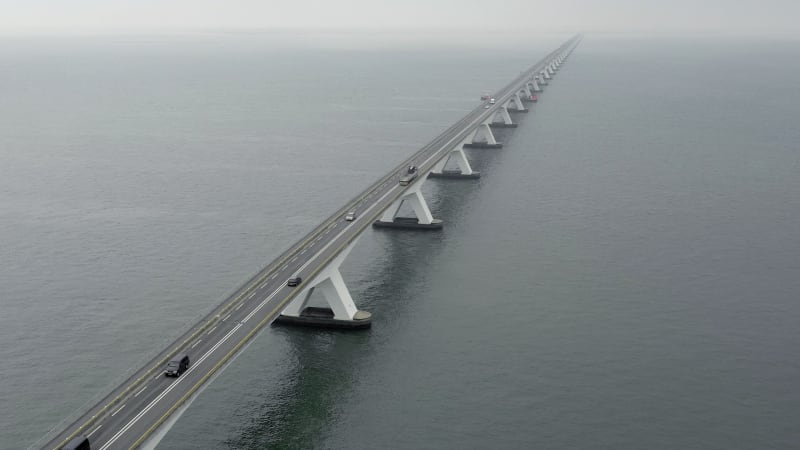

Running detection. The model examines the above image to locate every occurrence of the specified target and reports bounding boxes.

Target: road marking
[300,249,306,255]
[270,274,277,280]
[259,281,268,288]
[87,425,102,437]
[241,289,280,324]
[100,323,243,450]
[191,339,202,349]
[111,404,126,417]
[247,292,255,300]
[134,385,148,398]
[207,326,217,335]
[222,313,231,322]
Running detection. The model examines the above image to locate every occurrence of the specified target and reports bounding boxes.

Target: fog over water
[2,0,800,35]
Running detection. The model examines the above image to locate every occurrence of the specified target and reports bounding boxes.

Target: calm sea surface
[1,34,799,449]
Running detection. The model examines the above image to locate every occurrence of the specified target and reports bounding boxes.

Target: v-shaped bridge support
[372,173,443,229]
[276,236,372,328]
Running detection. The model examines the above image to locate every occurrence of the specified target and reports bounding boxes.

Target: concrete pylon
[531,78,542,92]
[277,236,372,328]
[538,73,548,86]
[521,84,533,98]
[489,106,516,129]
[507,93,528,113]
[429,136,480,180]
[373,174,443,229]
[463,121,502,148]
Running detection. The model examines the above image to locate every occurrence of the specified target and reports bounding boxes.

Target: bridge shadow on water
[222,122,527,449]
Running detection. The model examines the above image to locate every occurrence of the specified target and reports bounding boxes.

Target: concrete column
[464,122,502,148]
[278,237,372,328]
[373,174,443,229]
[509,93,528,113]
[522,84,533,98]
[429,142,480,179]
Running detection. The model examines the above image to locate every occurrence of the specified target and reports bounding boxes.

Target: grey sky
[1,0,798,35]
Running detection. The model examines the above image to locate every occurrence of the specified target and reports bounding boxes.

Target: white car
[345,211,356,221]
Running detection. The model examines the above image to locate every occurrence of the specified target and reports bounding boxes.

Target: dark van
[61,435,90,450]
[164,354,190,377]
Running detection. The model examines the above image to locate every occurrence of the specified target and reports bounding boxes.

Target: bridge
[42,35,582,450]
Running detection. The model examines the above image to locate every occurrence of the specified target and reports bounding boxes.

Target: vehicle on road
[164,354,190,377]
[489,98,496,104]
[399,165,418,186]
[345,211,356,221]
[480,92,491,100]
[287,276,302,287]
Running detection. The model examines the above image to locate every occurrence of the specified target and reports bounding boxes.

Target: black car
[164,354,190,377]
[287,276,302,287]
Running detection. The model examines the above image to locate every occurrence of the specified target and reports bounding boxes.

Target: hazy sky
[1,0,798,35]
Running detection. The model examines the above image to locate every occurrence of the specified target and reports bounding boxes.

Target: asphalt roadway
[42,36,581,450]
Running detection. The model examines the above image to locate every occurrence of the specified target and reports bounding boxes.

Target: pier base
[275,307,372,329]
[428,169,481,179]
[489,122,517,128]
[463,142,503,149]
[372,217,443,230]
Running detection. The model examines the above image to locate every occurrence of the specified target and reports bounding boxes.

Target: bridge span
[43,35,581,450]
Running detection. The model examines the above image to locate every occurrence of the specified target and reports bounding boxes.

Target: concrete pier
[275,307,372,329]
[463,142,503,149]
[372,217,444,230]
[428,169,481,179]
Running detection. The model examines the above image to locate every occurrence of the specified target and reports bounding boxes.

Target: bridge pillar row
[538,73,548,86]
[277,236,372,328]
[542,69,552,80]
[530,78,542,92]
[373,174,443,229]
